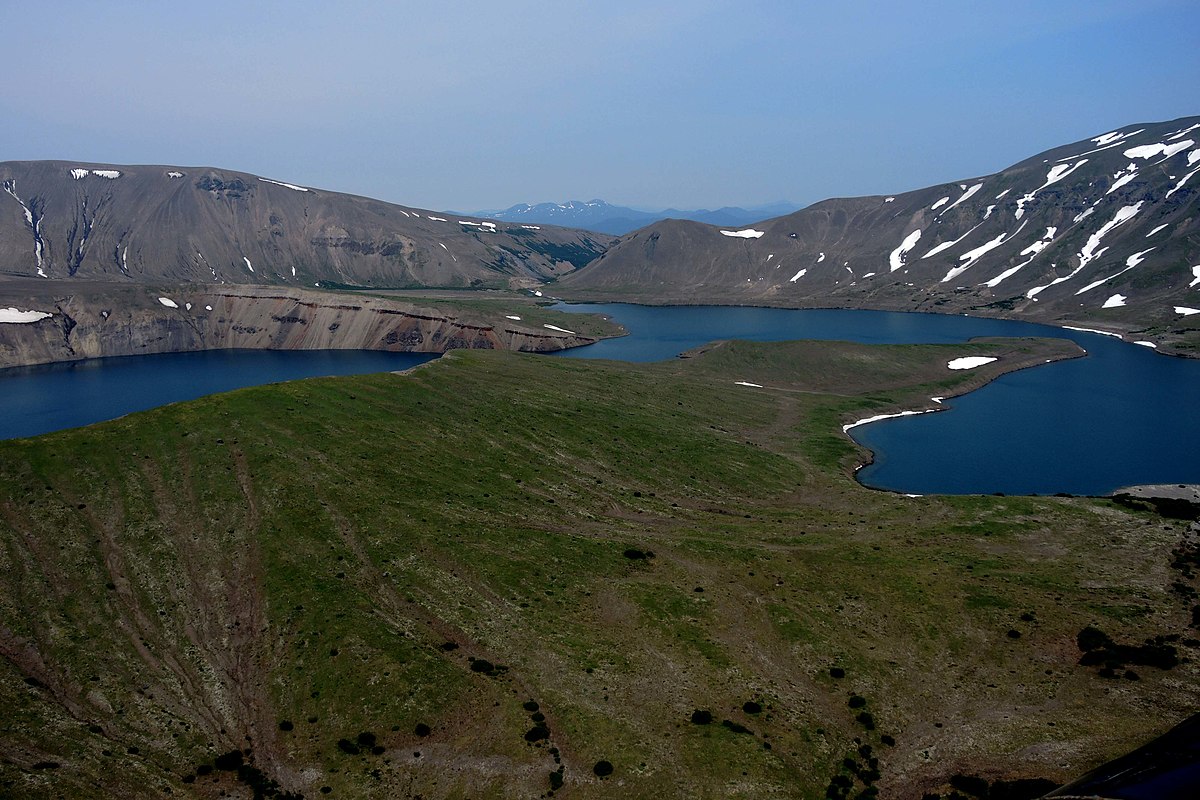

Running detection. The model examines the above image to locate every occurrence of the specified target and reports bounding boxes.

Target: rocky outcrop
[0,283,598,368]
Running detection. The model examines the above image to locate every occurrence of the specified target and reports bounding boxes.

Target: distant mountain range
[0,162,612,289]
[464,199,803,235]
[558,115,1200,353]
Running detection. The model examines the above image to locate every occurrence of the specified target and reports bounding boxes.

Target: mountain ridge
[0,160,612,289]
[557,115,1200,354]
[469,198,803,235]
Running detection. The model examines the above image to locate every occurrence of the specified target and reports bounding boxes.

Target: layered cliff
[0,282,606,368]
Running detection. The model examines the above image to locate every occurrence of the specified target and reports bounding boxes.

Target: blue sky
[2,1,1197,211]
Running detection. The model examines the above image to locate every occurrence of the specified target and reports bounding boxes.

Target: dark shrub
[523,700,540,712]
[829,667,845,679]
[356,732,377,748]
[690,709,713,724]
[524,724,550,742]
[743,701,762,714]
[722,720,753,735]
[950,774,990,796]
[856,711,876,730]
[337,738,360,755]
[214,750,244,770]
[848,695,866,709]
[278,720,294,731]
[593,760,614,777]
[414,723,431,737]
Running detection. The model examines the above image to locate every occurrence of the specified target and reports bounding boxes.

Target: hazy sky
[3,1,1198,211]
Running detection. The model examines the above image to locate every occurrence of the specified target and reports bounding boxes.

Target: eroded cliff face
[0,284,596,368]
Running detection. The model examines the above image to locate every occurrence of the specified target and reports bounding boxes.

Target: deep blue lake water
[550,303,1200,496]
[0,349,436,441]
[2,303,1198,496]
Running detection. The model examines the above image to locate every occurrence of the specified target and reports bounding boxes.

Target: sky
[2,1,1198,212]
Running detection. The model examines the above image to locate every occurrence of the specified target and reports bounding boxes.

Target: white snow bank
[70,168,89,179]
[522,225,541,230]
[157,297,179,308]
[543,324,576,335]
[889,229,922,272]
[260,177,309,192]
[505,315,521,320]
[1165,167,1200,200]
[947,356,997,370]
[938,182,983,216]
[1015,160,1087,219]
[1124,139,1194,160]
[243,256,254,273]
[0,307,52,323]
[427,216,447,222]
[789,268,807,282]
[1146,224,1168,237]
[733,381,763,388]
[1175,306,1200,316]
[167,171,183,178]
[931,196,950,210]
[1101,294,1127,309]
[1062,325,1123,338]
[842,409,935,433]
[720,229,765,238]
[884,197,895,202]
[1190,265,1200,288]
[1134,341,1157,348]
[91,170,120,179]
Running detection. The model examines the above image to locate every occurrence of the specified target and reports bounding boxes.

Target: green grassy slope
[0,338,1195,799]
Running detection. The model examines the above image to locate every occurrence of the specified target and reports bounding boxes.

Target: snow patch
[994,188,1011,200]
[942,221,1027,283]
[542,324,575,335]
[733,381,763,388]
[167,171,184,178]
[843,409,936,434]
[1075,248,1155,295]
[1174,306,1200,316]
[157,297,179,308]
[930,196,950,210]
[205,305,213,311]
[889,229,922,272]
[521,224,541,230]
[720,228,765,238]
[505,315,521,320]
[1106,164,1139,195]
[243,257,254,273]
[1146,224,1168,238]
[789,268,807,282]
[884,197,895,203]
[938,182,983,216]
[70,168,89,179]
[185,302,192,311]
[1062,325,1123,339]
[983,226,1057,288]
[1101,294,1127,309]
[1134,341,1157,348]
[1027,203,1144,299]
[1165,167,1200,200]
[91,170,121,179]
[947,356,997,370]
[0,307,52,323]
[1015,160,1087,219]
[1191,265,1200,288]
[1124,139,1194,161]
[260,177,309,192]
[427,216,447,222]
